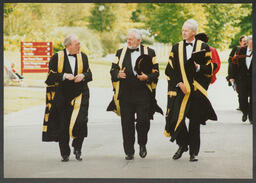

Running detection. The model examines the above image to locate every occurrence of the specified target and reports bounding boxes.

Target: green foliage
[4,35,23,51]
[230,4,252,48]
[202,4,252,50]
[53,42,64,54]
[131,3,192,44]
[58,4,91,27]
[4,4,16,18]
[131,9,141,23]
[4,27,104,57]
[141,36,154,45]
[202,4,234,49]
[3,3,253,54]
[52,27,104,57]
[99,31,122,56]
[88,4,116,33]
[3,3,104,57]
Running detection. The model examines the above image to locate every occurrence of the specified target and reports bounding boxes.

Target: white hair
[247,35,252,41]
[63,34,78,47]
[183,19,198,32]
[127,29,142,40]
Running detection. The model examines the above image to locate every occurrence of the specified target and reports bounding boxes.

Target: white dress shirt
[186,39,195,60]
[130,46,140,75]
[185,39,200,72]
[66,50,76,74]
[246,47,252,70]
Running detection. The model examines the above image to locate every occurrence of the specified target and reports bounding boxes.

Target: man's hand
[137,72,148,81]
[64,73,75,80]
[194,62,199,69]
[74,74,85,83]
[118,67,126,79]
[178,82,188,94]
[229,78,235,84]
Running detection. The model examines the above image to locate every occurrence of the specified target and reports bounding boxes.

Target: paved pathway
[4,76,253,179]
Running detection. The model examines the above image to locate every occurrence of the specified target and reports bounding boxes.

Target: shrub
[4,26,104,58]
[99,31,122,56]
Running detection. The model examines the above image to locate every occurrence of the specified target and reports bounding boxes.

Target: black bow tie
[185,42,193,47]
[128,48,139,53]
[68,54,76,57]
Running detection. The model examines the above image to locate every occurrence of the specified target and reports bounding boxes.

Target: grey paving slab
[4,76,253,179]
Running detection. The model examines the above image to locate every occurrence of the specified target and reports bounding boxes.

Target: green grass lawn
[4,87,46,115]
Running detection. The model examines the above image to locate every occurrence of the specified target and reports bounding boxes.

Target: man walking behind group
[227,35,247,110]
[229,35,253,123]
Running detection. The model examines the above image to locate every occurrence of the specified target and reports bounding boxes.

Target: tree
[202,4,252,49]
[229,4,252,48]
[202,4,236,49]
[88,4,116,32]
[4,3,16,18]
[131,3,192,44]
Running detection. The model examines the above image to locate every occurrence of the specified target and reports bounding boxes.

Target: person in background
[229,35,253,123]
[227,35,247,111]
[195,33,221,84]
[11,63,24,79]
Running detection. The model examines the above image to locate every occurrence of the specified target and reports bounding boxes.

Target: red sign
[21,42,52,47]
[21,47,52,52]
[21,42,52,74]
[22,57,51,61]
[22,52,51,56]
[23,61,49,68]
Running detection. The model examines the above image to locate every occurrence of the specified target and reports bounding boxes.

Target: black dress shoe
[172,146,188,160]
[189,154,198,162]
[242,114,247,122]
[61,155,69,162]
[74,150,82,161]
[139,145,147,158]
[125,154,134,160]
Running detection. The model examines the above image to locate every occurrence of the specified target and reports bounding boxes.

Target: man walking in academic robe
[229,35,253,123]
[107,29,162,160]
[42,35,92,162]
[227,35,247,110]
[164,19,217,162]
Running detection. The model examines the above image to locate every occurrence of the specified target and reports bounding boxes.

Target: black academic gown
[42,49,92,142]
[227,46,239,81]
[164,51,178,136]
[164,39,217,141]
[229,46,252,117]
[107,44,163,119]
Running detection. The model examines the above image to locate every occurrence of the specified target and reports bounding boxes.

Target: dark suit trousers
[176,119,200,156]
[238,78,252,118]
[119,99,151,155]
[58,103,84,157]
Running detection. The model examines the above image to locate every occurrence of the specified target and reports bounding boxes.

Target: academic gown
[42,49,92,142]
[107,44,163,119]
[164,40,217,141]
